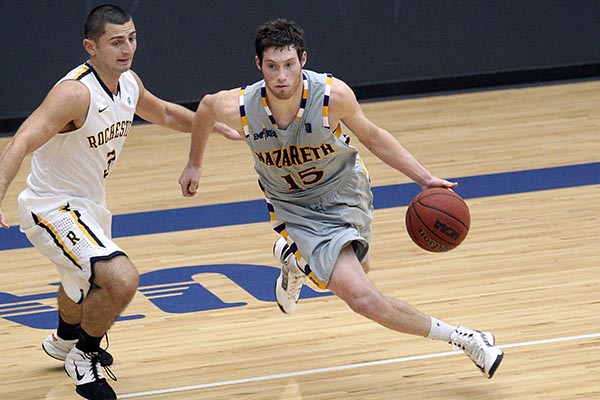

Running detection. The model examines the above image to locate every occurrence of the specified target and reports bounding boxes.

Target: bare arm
[130,71,243,140]
[330,78,456,190]
[131,70,194,132]
[0,138,27,228]
[178,88,242,197]
[0,81,89,228]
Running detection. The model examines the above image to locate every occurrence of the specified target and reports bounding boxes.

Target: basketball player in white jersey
[0,5,238,400]
[179,19,503,381]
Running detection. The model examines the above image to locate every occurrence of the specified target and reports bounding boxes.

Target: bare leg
[359,260,443,335]
[57,284,82,324]
[80,255,139,337]
[62,256,137,399]
[329,246,503,379]
[361,261,370,274]
[327,245,431,337]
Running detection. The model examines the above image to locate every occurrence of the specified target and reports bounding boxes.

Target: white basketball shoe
[42,332,113,366]
[450,326,504,378]
[273,237,307,314]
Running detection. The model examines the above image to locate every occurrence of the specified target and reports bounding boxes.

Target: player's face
[258,46,306,101]
[89,21,137,75]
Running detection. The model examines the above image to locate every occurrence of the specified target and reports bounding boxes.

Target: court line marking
[3,162,599,251]
[117,332,600,398]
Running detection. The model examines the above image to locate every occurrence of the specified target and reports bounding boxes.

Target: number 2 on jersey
[103,150,117,178]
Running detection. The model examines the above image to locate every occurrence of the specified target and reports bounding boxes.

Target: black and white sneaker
[64,347,117,400]
[42,332,114,366]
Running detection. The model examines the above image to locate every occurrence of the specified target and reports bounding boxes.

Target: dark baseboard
[3,63,600,136]
[352,63,600,101]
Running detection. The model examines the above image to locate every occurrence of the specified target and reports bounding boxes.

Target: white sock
[427,317,456,342]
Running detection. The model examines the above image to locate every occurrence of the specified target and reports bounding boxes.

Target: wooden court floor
[1,80,599,399]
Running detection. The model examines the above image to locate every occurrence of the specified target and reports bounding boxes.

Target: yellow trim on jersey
[357,155,370,181]
[68,210,101,246]
[333,124,342,138]
[33,214,81,269]
[307,272,327,289]
[72,65,90,80]
[239,87,250,137]
[322,74,333,128]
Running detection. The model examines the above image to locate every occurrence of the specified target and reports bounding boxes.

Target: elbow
[357,134,378,152]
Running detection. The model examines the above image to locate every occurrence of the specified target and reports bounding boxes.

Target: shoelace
[88,352,117,382]
[451,331,486,368]
[99,333,110,360]
[463,338,486,367]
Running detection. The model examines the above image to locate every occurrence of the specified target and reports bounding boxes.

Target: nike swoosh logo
[73,361,85,381]
[98,106,109,113]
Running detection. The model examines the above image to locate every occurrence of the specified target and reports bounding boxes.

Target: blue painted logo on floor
[0,264,332,329]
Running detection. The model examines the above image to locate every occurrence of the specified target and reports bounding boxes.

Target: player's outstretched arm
[0,81,88,228]
[131,71,243,141]
[178,88,243,197]
[178,94,216,197]
[213,122,244,141]
[331,78,456,190]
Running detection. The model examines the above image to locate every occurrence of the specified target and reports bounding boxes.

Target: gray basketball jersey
[240,70,358,202]
[240,70,373,286]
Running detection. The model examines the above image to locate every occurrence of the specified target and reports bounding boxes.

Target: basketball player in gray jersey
[179,19,503,380]
[0,5,237,400]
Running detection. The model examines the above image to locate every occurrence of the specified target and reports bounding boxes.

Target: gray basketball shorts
[266,163,374,288]
[18,190,126,303]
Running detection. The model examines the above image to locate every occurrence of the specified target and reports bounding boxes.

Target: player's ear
[300,51,307,67]
[255,56,262,72]
[83,38,96,57]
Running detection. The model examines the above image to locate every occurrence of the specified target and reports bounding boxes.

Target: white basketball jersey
[26,63,139,208]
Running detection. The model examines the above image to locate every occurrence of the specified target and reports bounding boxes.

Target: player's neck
[87,60,122,94]
[266,85,303,129]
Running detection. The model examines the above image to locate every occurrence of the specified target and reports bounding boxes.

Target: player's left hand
[178,164,202,197]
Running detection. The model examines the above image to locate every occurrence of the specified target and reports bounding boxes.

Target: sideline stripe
[118,332,600,398]
[1,162,598,251]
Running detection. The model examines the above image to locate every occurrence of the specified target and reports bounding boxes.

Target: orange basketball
[405,188,470,252]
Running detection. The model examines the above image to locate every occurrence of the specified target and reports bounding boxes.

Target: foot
[450,326,504,379]
[43,332,113,366]
[273,237,307,314]
[64,347,117,400]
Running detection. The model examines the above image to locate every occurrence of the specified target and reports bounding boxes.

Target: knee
[109,272,138,310]
[345,292,379,318]
[94,257,139,300]
[114,267,139,298]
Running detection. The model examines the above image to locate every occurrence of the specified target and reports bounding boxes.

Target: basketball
[405,188,470,252]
